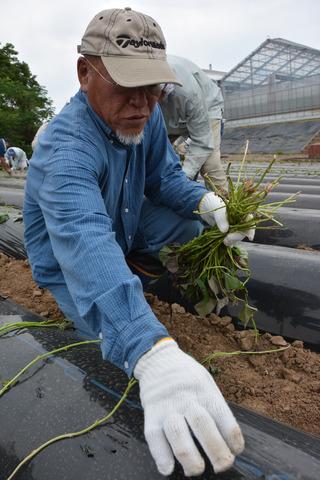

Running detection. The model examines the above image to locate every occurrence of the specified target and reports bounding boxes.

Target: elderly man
[160,55,227,191]
[23,7,245,477]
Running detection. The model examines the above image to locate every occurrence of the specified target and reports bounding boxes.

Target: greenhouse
[220,38,320,126]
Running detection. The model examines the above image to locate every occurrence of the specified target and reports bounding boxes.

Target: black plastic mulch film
[0,208,26,259]
[0,300,320,480]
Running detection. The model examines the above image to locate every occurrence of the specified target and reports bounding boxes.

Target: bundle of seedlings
[160,148,298,329]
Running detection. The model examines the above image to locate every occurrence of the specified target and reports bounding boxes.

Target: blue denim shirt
[23,90,207,375]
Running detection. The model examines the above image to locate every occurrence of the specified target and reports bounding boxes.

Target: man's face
[77,57,161,139]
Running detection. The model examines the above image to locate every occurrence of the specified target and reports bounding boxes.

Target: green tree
[0,43,54,158]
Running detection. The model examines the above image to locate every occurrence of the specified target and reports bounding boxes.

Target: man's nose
[128,87,148,107]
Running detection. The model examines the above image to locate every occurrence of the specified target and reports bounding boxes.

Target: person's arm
[37,145,169,376]
[182,92,214,179]
[208,80,224,119]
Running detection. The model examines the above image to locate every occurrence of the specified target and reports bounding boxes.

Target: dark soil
[0,252,319,437]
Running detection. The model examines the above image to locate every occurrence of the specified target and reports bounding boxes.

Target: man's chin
[115,130,144,146]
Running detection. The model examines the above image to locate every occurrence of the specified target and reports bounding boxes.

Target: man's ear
[77,57,90,92]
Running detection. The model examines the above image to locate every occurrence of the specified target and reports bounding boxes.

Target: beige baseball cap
[77,7,182,88]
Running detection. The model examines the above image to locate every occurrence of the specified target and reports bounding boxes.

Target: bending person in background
[0,138,11,175]
[23,8,246,477]
[5,147,29,172]
[159,55,227,191]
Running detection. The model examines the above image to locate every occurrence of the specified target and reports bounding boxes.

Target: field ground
[0,251,319,437]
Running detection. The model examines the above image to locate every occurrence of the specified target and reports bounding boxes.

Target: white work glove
[198,192,229,233]
[134,339,245,477]
[199,193,255,247]
[223,214,255,247]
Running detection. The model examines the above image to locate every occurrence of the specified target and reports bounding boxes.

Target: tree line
[0,42,54,157]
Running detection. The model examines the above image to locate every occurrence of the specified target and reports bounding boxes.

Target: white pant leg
[200,119,227,191]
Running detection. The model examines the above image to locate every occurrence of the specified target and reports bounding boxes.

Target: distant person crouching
[5,147,29,172]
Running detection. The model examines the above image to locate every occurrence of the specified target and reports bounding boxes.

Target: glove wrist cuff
[155,336,174,346]
[134,339,178,379]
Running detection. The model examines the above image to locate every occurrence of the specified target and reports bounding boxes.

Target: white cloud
[2,0,320,112]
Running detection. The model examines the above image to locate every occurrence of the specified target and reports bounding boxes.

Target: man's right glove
[198,191,229,233]
[134,339,244,477]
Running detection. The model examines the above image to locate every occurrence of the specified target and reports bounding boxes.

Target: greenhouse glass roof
[221,38,320,93]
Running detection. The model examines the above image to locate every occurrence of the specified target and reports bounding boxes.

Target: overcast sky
[2,0,319,112]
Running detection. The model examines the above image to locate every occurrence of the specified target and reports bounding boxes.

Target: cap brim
[101,57,182,87]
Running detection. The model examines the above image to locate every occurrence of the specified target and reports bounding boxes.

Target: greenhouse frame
[220,38,320,125]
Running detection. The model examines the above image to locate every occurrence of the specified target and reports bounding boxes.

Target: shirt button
[124,361,129,369]
[125,178,128,183]
[128,235,132,240]
[124,208,129,213]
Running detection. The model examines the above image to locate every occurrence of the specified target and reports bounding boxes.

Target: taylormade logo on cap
[116,35,165,50]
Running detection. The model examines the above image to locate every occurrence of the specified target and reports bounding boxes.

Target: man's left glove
[199,193,255,246]
[134,339,245,477]
[223,213,255,247]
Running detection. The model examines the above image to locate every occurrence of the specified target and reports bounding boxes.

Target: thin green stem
[0,340,101,396]
[6,378,137,480]
[203,345,290,366]
[254,155,277,189]
[0,319,72,337]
